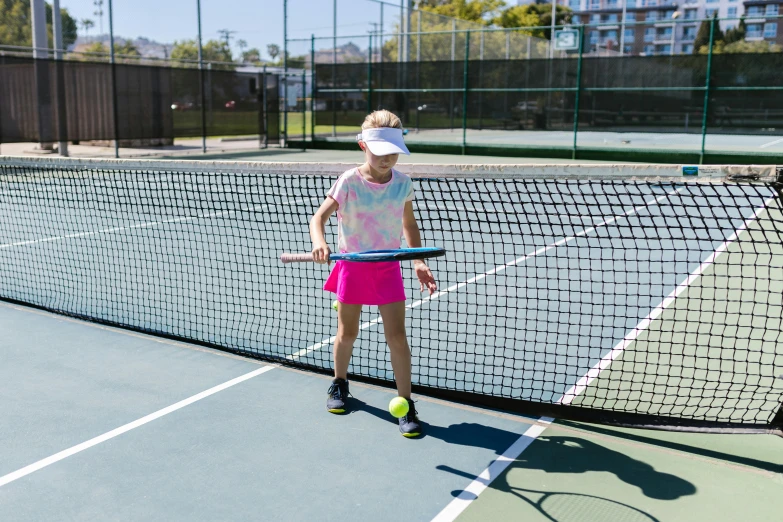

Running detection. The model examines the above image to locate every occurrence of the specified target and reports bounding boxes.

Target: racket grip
[280,253,316,263]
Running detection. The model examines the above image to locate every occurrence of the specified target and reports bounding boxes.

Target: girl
[309,110,437,438]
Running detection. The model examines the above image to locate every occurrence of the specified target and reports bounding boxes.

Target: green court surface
[572,203,783,425]
[458,421,783,522]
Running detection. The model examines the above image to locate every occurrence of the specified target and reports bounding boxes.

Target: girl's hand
[414,261,437,295]
[312,242,331,264]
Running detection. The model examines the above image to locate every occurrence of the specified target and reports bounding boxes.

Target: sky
[58,0,407,60]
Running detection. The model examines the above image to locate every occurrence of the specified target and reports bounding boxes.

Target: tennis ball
[331,300,339,312]
[389,396,410,418]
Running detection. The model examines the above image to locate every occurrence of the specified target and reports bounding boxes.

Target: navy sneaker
[398,398,422,438]
[326,378,350,414]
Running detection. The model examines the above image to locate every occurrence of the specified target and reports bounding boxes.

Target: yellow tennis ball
[331,300,339,312]
[389,397,409,418]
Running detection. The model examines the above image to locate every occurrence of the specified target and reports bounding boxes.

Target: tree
[494,5,540,30]
[171,39,234,66]
[724,17,746,45]
[693,13,726,54]
[114,40,140,58]
[79,40,107,59]
[267,43,280,61]
[692,18,712,54]
[237,39,247,61]
[242,47,261,64]
[80,19,94,41]
[419,0,506,25]
[702,39,782,54]
[0,0,78,48]
[494,4,572,40]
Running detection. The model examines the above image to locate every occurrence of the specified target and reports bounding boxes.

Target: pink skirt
[324,260,406,305]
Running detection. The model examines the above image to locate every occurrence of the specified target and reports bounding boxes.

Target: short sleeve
[405,180,415,202]
[327,174,349,207]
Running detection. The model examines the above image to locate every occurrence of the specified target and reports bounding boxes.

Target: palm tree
[81,19,95,42]
[237,39,247,62]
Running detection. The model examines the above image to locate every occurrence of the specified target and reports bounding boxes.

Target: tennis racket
[280,247,445,264]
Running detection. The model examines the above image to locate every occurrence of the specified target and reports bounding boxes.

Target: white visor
[356,127,410,156]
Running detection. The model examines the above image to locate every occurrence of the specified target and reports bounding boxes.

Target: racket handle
[280,253,316,263]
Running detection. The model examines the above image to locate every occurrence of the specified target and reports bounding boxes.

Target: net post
[572,25,584,161]
[461,30,470,156]
[310,34,316,143]
[699,17,715,165]
[772,403,783,434]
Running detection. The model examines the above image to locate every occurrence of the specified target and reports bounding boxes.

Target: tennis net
[1,157,781,434]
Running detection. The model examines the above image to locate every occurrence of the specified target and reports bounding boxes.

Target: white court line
[431,194,777,522]
[0,198,311,250]
[759,137,783,149]
[430,419,553,522]
[0,366,275,488]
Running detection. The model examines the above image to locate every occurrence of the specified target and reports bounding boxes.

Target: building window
[590,0,600,8]
[590,32,599,44]
[644,45,656,54]
[747,23,763,38]
[658,44,672,53]
[606,13,618,23]
[646,11,658,21]
[682,44,693,53]
[569,0,580,8]
[764,23,778,38]
[705,0,717,3]
[705,8,718,17]
[684,9,697,20]
[683,26,697,40]
[767,5,779,16]
[645,28,656,42]
[624,28,635,41]
[626,0,637,7]
[747,6,764,17]
[657,27,673,38]
[623,45,634,54]
[591,14,601,23]
[607,0,618,7]
[727,7,737,17]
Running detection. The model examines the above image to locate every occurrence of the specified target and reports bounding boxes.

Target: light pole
[197,0,206,153]
[550,0,557,58]
[620,0,627,56]
[670,11,680,56]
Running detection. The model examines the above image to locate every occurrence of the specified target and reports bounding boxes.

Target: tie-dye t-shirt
[327,168,414,253]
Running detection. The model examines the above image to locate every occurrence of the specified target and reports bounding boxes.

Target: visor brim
[364,140,410,156]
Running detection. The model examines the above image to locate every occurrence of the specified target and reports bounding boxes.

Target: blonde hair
[361,109,402,130]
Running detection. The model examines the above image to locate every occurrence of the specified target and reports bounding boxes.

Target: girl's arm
[402,201,437,294]
[310,197,339,264]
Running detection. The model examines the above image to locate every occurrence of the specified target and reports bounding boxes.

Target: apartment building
[535,0,783,54]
